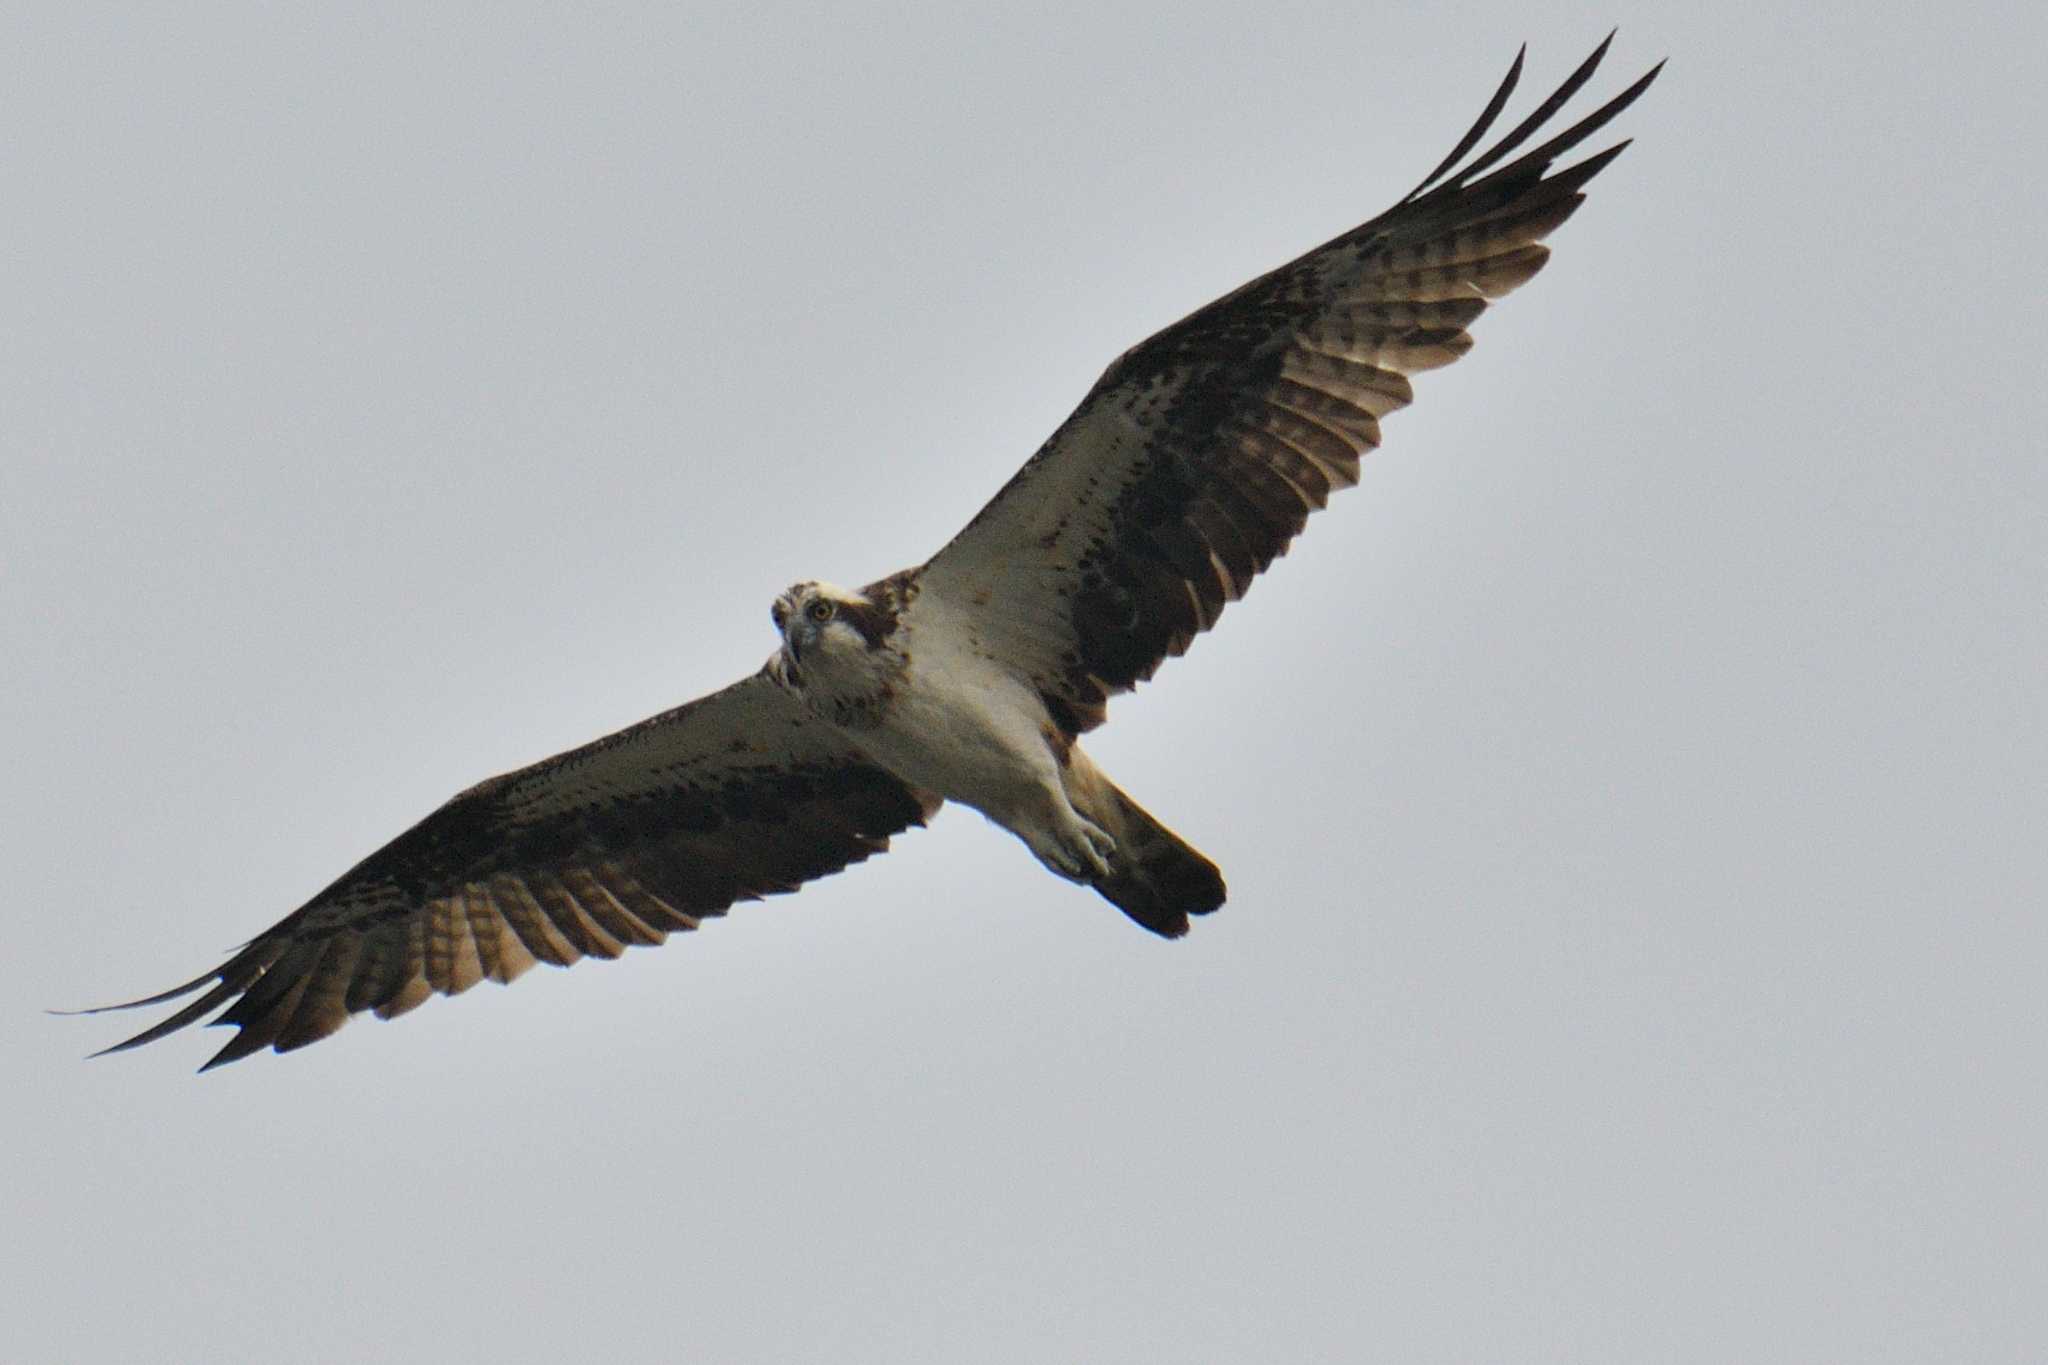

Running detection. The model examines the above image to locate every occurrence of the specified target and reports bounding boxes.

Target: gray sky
[6,4,2044,1361]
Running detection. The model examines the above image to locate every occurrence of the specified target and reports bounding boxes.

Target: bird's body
[811,624,1075,867]
[76,38,1661,1068]
[771,576,1216,925]
[774,578,1054,838]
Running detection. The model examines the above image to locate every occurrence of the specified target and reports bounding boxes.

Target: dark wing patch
[915,38,1660,736]
[76,672,938,1069]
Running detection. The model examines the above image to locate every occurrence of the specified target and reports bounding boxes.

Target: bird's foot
[1025,814,1116,884]
[1058,817,1116,882]
[1077,819,1116,880]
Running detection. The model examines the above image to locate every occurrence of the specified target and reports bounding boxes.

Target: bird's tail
[1068,760,1225,938]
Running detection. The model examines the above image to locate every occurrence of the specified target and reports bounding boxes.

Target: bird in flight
[77,38,1660,1069]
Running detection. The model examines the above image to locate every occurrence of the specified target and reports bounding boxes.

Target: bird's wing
[914,38,1660,735]
[76,670,938,1069]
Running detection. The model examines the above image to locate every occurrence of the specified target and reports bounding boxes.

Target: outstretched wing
[915,38,1661,735]
[78,671,938,1069]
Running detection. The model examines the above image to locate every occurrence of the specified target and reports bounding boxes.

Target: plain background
[6,4,2043,1361]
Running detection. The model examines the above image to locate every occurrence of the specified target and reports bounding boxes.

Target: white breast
[846,612,1063,825]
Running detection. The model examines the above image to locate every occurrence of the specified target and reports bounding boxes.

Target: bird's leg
[1015,800,1116,884]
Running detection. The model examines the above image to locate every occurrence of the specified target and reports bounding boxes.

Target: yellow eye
[806,600,834,623]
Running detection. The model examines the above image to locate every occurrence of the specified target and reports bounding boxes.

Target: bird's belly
[851,665,1057,822]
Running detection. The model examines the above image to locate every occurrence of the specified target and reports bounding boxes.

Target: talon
[1077,820,1115,880]
[1023,812,1117,885]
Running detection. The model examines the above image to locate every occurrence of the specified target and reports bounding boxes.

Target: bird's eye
[806,600,834,623]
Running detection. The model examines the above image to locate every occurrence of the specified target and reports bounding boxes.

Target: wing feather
[915,41,1660,736]
[77,672,937,1067]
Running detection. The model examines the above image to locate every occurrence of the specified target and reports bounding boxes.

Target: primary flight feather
[78,38,1661,1069]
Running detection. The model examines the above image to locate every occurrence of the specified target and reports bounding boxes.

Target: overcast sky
[6,4,2044,1361]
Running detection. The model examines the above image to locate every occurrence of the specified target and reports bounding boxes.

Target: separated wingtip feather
[1446,33,1618,189]
[85,980,241,1058]
[51,969,221,1018]
[1402,42,1527,203]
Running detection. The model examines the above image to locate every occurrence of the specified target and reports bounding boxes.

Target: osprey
[79,39,1660,1068]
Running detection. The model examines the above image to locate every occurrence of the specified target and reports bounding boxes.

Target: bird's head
[770,580,878,684]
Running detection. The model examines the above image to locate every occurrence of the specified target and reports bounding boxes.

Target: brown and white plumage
[918,36,1660,737]
[82,677,936,1069]
[77,39,1658,1068]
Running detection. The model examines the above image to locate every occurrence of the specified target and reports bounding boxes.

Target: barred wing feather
[917,38,1661,736]
[76,672,936,1069]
